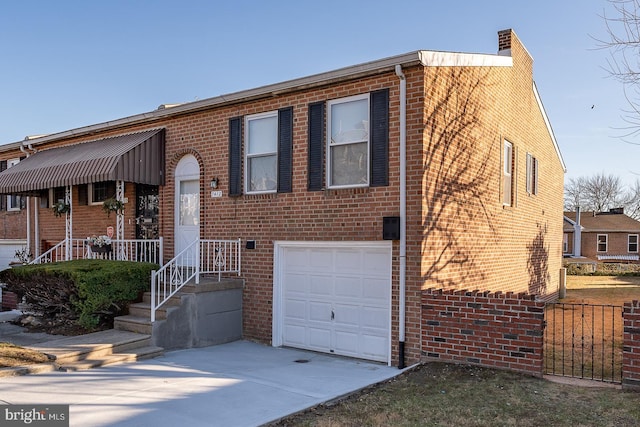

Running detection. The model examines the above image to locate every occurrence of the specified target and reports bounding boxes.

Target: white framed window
[563,233,569,253]
[49,186,66,206]
[502,141,513,206]
[7,158,21,211]
[629,234,639,253]
[245,111,278,194]
[327,94,369,188]
[597,234,608,252]
[526,153,538,195]
[89,181,116,205]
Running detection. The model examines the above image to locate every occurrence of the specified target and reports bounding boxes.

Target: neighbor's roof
[564,211,640,233]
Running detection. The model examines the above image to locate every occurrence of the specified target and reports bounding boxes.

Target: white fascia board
[419,51,512,67]
[533,81,567,172]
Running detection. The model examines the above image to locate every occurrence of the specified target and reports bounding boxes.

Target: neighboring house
[564,208,640,262]
[0,29,565,367]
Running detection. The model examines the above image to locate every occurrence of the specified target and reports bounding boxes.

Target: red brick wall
[421,288,545,377]
[1,289,18,310]
[0,30,565,368]
[623,300,640,390]
[581,231,639,262]
[35,183,138,251]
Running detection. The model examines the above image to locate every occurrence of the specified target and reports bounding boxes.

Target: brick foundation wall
[421,288,545,377]
[623,300,640,390]
[1,289,18,310]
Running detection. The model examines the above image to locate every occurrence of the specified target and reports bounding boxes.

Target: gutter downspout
[395,64,407,369]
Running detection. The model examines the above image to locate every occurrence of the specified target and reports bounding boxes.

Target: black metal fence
[544,302,623,383]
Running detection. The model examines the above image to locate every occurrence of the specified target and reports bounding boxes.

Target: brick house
[0,29,565,367]
[564,208,640,262]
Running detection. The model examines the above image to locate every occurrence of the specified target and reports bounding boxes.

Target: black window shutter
[78,185,88,205]
[370,88,389,187]
[277,107,293,193]
[228,116,243,197]
[307,101,325,191]
[0,161,6,211]
[39,190,49,208]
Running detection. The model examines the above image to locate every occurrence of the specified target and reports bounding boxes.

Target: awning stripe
[0,128,165,194]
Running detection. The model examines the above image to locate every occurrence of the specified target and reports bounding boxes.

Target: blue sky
[0,1,634,186]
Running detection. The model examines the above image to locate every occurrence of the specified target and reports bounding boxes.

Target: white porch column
[116,180,125,260]
[65,185,72,260]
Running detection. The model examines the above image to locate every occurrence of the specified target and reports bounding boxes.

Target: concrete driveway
[0,340,403,426]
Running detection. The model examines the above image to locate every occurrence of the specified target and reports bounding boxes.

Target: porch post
[116,180,125,260]
[65,185,72,261]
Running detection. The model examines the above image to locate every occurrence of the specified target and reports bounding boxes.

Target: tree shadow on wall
[527,222,550,295]
[422,68,497,288]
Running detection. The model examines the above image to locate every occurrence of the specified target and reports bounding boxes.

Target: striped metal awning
[0,128,165,195]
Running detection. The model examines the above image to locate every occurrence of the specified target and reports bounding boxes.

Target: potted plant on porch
[86,235,112,253]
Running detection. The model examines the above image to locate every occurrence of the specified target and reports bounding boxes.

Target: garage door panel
[360,306,389,330]
[283,299,307,321]
[334,250,364,274]
[309,275,333,298]
[283,249,309,271]
[362,278,390,302]
[334,276,362,298]
[283,273,309,294]
[333,304,359,326]
[360,335,388,361]
[309,301,332,323]
[279,243,390,363]
[363,250,390,273]
[308,328,331,349]
[309,249,333,270]
[334,330,360,355]
[283,324,307,346]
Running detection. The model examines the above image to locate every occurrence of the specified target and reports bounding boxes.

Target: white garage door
[273,242,391,363]
[0,240,27,269]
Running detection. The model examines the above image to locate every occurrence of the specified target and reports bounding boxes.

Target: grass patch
[0,343,49,368]
[269,363,640,427]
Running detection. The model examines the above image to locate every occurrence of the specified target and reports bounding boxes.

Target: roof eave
[6,48,516,149]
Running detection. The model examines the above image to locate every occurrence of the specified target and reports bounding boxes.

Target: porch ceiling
[0,128,165,195]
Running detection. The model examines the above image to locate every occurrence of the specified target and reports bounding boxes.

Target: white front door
[174,155,200,260]
[273,241,392,364]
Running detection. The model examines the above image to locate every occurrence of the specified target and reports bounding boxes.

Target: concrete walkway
[1,334,403,426]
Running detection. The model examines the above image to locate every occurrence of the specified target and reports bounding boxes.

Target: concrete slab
[0,319,59,346]
[0,340,403,427]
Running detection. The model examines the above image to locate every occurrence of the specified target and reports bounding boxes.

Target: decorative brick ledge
[421,288,545,377]
[623,300,640,391]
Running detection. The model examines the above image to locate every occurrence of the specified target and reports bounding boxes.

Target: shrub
[0,260,158,330]
[564,261,640,276]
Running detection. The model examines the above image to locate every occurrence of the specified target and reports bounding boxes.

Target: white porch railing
[150,239,241,322]
[31,238,164,265]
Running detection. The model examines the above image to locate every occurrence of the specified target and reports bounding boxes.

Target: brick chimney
[498,29,512,55]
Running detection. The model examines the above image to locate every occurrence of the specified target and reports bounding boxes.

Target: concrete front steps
[114,287,182,335]
[114,277,243,350]
[27,329,163,372]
